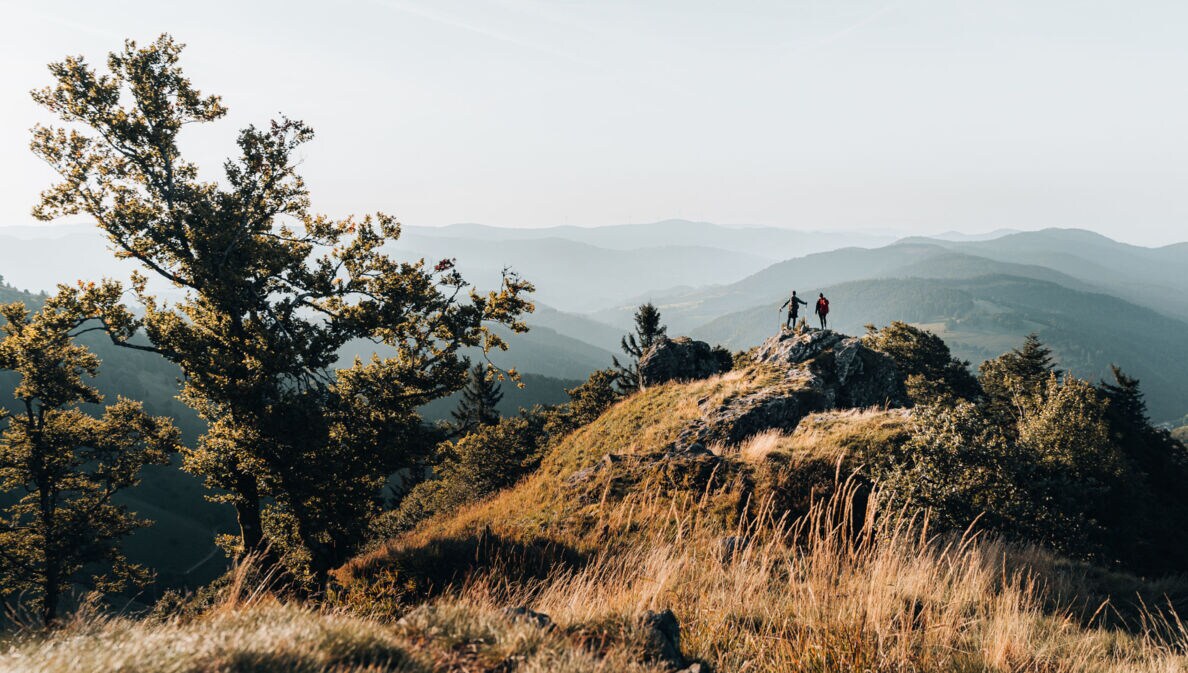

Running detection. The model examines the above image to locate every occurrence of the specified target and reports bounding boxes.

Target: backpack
[817,298,829,315]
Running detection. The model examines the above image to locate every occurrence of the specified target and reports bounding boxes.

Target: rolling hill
[905,229,1188,321]
[595,243,1101,333]
[407,219,897,258]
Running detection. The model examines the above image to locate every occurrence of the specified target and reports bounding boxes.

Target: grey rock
[640,609,685,669]
[753,329,846,368]
[675,330,906,451]
[502,606,553,630]
[639,337,728,387]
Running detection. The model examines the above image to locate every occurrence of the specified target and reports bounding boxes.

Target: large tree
[0,291,179,626]
[30,35,533,586]
[613,302,666,393]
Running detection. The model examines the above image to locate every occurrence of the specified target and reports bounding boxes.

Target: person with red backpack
[815,293,830,330]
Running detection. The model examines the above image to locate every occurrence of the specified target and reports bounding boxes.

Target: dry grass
[0,592,667,673]
[343,375,1188,672]
[10,371,1187,672]
[781,408,913,464]
[453,481,1188,673]
[347,366,792,573]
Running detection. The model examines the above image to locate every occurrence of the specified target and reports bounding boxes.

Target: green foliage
[395,412,549,530]
[0,292,179,625]
[863,321,981,405]
[978,333,1060,426]
[450,364,504,434]
[1173,426,1188,445]
[731,348,757,370]
[613,303,666,393]
[31,35,532,587]
[562,368,621,429]
[1094,366,1188,572]
[880,338,1188,573]
[710,345,734,373]
[382,369,621,536]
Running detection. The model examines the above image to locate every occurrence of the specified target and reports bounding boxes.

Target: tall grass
[454,477,1188,672]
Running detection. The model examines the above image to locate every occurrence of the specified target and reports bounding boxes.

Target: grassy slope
[334,370,1188,672]
[7,368,1188,671]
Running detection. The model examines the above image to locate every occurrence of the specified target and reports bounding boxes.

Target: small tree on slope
[613,303,666,393]
[0,292,179,626]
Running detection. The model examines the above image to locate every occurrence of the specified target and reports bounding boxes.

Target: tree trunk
[42,573,58,629]
[234,476,265,557]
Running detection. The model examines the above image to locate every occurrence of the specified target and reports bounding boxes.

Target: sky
[1,0,1187,245]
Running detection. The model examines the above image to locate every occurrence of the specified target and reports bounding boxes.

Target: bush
[863,322,981,405]
[879,370,1188,573]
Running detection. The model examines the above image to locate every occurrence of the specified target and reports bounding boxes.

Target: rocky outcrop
[568,330,906,500]
[639,337,729,387]
[756,330,907,409]
[640,609,686,669]
[678,330,906,449]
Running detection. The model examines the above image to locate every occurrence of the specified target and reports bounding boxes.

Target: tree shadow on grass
[332,528,587,616]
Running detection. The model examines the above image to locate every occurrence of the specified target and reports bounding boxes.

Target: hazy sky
[2,0,1187,245]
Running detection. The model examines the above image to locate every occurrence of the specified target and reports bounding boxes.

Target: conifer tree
[451,364,504,433]
[613,303,666,392]
[0,291,179,626]
[979,333,1060,422]
[30,35,532,586]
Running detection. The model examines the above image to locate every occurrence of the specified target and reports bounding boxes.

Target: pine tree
[31,35,533,587]
[0,292,179,626]
[979,333,1060,422]
[613,303,666,392]
[451,364,504,433]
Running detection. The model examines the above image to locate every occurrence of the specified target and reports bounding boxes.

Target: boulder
[640,609,685,669]
[753,328,846,366]
[755,330,908,408]
[639,337,727,387]
[502,606,553,630]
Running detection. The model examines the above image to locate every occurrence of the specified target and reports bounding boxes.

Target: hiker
[779,290,808,331]
[815,293,830,330]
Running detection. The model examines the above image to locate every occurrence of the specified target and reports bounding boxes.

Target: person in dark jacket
[779,290,808,331]
[815,293,830,330]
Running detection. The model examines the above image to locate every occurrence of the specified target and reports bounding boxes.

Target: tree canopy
[0,291,179,625]
[613,303,666,393]
[30,34,533,587]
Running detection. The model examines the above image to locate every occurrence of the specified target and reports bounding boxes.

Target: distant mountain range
[2,222,1186,422]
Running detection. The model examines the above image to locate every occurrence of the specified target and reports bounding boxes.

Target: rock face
[639,337,727,387]
[567,329,907,501]
[678,330,907,449]
[755,330,907,409]
[639,609,685,669]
